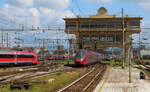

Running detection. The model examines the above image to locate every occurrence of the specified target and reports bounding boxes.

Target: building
[63,7,142,60]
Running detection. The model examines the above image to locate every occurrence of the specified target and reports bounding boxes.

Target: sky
[0,0,150,48]
[0,0,150,28]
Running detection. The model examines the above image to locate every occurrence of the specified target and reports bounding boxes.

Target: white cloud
[6,0,33,8]
[0,0,75,28]
[40,8,53,14]
[39,7,75,27]
[85,0,114,3]
[56,10,75,26]
[0,0,75,45]
[138,1,150,10]
[39,7,57,26]
[34,0,70,10]
[0,4,41,28]
[29,8,40,26]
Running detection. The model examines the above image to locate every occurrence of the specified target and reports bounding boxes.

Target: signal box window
[99,35,105,42]
[66,22,76,30]
[129,21,140,28]
[116,35,122,42]
[106,35,114,42]
[83,35,90,42]
[91,35,98,41]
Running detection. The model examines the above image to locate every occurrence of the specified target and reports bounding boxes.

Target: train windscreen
[75,50,86,60]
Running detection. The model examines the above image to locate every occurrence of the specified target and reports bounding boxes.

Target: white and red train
[74,49,103,66]
[0,51,38,65]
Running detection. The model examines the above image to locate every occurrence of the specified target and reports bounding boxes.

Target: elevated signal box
[63,7,142,59]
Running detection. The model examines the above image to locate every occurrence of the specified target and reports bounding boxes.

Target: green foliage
[56,72,62,76]
[132,61,137,65]
[108,59,122,66]
[106,58,138,67]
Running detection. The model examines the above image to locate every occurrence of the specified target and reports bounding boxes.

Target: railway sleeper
[82,69,105,91]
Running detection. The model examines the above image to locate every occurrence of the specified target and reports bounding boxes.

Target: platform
[94,67,150,92]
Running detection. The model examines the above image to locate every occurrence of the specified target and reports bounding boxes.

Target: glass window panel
[116,34,122,42]
[106,35,114,42]
[129,21,140,28]
[80,21,90,28]
[99,35,105,41]
[91,35,98,41]
[66,22,76,30]
[83,35,90,42]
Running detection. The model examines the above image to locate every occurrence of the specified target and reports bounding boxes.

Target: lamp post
[122,8,125,69]
[129,42,131,83]
[67,30,70,65]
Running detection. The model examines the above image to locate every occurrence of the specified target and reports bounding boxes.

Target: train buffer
[94,67,150,92]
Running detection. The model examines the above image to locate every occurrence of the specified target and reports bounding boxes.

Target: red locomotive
[74,49,103,66]
[0,51,38,65]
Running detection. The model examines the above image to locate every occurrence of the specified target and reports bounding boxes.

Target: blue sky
[0,0,4,7]
[0,0,150,48]
[69,0,150,27]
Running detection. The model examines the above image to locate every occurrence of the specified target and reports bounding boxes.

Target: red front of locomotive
[16,51,38,65]
[31,51,38,64]
[74,50,87,66]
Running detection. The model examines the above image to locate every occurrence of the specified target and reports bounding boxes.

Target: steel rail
[58,68,95,92]
[82,68,105,92]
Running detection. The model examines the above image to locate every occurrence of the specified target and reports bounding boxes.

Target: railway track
[0,62,74,85]
[7,66,90,90]
[142,65,150,69]
[135,60,150,70]
[0,67,79,85]
[0,62,62,77]
[58,65,106,92]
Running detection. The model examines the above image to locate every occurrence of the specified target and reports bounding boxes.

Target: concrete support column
[75,32,80,51]
[75,19,80,52]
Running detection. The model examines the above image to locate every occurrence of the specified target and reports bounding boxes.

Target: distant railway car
[48,54,75,60]
[74,49,103,66]
[140,50,150,64]
[48,55,65,60]
[0,51,38,65]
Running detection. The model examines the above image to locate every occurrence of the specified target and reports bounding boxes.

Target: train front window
[75,50,86,59]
